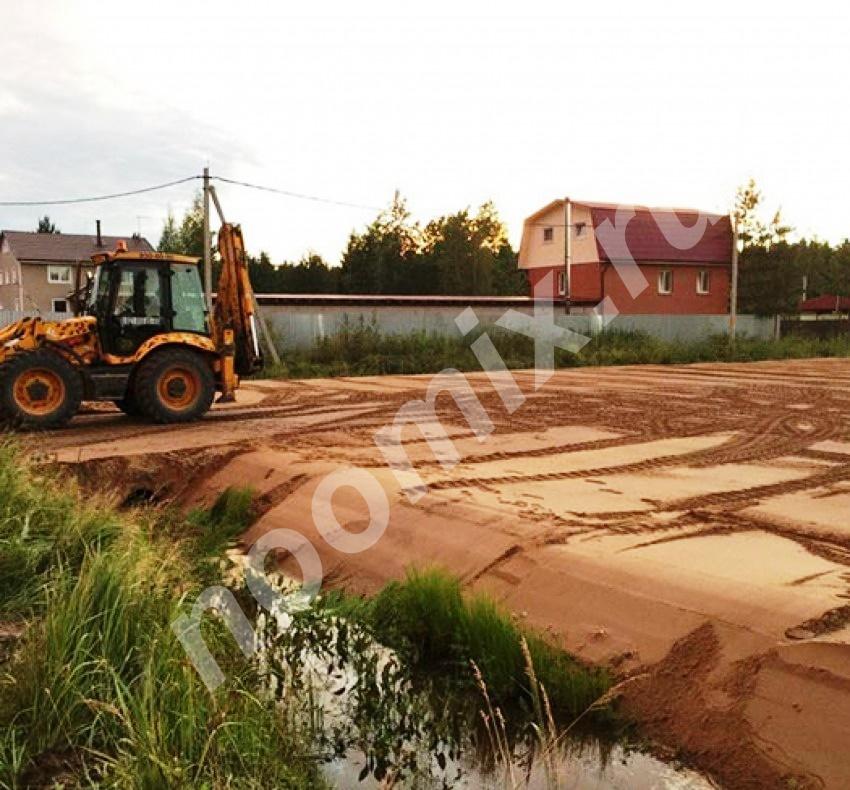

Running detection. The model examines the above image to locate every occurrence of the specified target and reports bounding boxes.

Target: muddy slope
[44,358,850,789]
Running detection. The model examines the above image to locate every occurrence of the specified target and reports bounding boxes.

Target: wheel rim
[157,366,200,411]
[13,368,66,417]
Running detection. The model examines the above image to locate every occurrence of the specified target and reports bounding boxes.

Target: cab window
[107,266,166,354]
[170,264,207,332]
[114,268,163,323]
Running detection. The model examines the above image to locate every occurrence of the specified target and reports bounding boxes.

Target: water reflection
[249,589,713,789]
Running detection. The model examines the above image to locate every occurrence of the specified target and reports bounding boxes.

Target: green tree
[157,192,208,257]
[421,202,518,295]
[738,242,802,316]
[246,251,279,292]
[340,192,419,294]
[282,253,340,292]
[734,180,798,315]
[245,251,340,294]
[157,211,181,252]
[828,241,850,297]
[733,178,791,247]
[36,216,59,234]
[491,243,526,295]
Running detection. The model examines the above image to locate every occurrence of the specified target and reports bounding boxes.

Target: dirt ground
[36,357,850,789]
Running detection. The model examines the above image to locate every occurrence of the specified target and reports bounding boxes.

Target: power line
[0,175,201,207]
[211,175,382,211]
[0,172,383,213]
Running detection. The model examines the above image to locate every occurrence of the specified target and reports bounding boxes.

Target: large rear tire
[134,348,215,424]
[0,350,83,429]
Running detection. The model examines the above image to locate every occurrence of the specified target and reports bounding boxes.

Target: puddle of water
[326,742,712,789]
[240,570,714,790]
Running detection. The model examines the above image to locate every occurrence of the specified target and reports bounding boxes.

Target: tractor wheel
[0,350,83,429]
[134,348,215,424]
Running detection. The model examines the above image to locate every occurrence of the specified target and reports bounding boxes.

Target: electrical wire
[0,175,201,207]
[0,172,383,212]
[211,175,382,211]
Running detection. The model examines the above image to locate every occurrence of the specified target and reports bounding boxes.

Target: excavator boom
[211,223,263,382]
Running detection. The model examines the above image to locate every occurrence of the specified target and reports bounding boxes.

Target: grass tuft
[188,486,257,559]
[0,447,319,789]
[364,568,610,719]
[0,441,122,619]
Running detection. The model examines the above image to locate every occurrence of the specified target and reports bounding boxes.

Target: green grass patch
[257,319,850,380]
[362,568,610,719]
[0,448,320,789]
[0,442,122,620]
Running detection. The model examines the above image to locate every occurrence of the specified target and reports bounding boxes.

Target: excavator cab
[89,252,207,356]
[0,223,263,429]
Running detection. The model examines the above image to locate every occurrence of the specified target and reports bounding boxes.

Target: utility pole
[202,166,212,311]
[729,215,739,341]
[563,197,572,314]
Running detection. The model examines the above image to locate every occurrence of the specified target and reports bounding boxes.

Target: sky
[1,1,849,263]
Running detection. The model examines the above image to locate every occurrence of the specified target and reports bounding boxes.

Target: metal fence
[781,318,850,339]
[0,306,779,350]
[258,302,777,349]
[0,309,68,325]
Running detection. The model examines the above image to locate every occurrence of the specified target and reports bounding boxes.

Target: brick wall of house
[527,262,731,314]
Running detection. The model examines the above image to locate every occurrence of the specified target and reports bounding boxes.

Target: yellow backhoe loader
[0,222,262,428]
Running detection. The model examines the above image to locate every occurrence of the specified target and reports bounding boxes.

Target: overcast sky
[1,2,848,262]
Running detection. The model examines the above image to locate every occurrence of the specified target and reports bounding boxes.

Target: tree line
[735,179,850,315]
[156,192,527,296]
[33,180,846,310]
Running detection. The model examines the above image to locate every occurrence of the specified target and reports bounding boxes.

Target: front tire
[0,350,83,429]
[134,348,215,424]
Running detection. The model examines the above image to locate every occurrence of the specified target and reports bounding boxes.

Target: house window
[574,222,586,237]
[697,269,710,294]
[47,265,72,284]
[52,298,69,314]
[658,269,673,294]
[543,227,554,243]
[557,270,566,296]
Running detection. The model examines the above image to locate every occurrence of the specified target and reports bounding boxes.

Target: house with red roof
[518,199,734,314]
[799,294,850,316]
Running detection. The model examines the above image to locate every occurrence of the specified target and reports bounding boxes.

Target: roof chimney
[96,220,103,248]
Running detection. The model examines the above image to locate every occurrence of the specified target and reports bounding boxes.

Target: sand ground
[38,357,850,789]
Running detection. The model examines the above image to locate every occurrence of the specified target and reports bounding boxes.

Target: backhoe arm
[211,223,262,399]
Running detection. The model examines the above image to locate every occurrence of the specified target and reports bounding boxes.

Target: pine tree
[36,216,59,234]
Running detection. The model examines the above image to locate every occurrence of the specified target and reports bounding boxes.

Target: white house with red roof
[518,199,734,314]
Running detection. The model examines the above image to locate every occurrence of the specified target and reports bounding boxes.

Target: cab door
[168,262,208,335]
[102,264,168,356]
